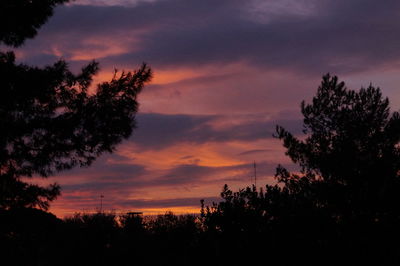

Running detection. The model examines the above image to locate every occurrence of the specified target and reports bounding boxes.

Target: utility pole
[100,194,104,213]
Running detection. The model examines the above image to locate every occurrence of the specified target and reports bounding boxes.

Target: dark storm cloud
[21,0,400,75]
[131,113,303,149]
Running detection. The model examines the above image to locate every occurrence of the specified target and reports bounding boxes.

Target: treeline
[1,208,199,266]
[2,183,400,266]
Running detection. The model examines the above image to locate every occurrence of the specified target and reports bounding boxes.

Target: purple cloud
[130,113,303,150]
[16,0,400,75]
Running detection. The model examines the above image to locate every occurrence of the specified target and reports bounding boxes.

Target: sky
[15,0,400,217]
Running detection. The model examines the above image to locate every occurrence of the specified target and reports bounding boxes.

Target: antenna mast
[253,160,257,188]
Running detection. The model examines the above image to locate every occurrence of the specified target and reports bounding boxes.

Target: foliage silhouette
[0,1,152,210]
[0,208,65,266]
[63,212,120,266]
[60,211,201,266]
[201,74,400,265]
[0,0,69,47]
[275,73,400,221]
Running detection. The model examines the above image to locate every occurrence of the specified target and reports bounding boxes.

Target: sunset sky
[15,0,400,217]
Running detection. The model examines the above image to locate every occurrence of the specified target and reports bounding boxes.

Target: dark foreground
[2,194,400,266]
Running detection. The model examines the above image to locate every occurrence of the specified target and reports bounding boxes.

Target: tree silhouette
[0,0,69,47]
[275,74,400,222]
[201,74,400,265]
[0,0,152,210]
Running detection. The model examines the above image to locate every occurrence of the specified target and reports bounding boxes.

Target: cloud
[20,0,400,217]
[238,149,272,156]
[17,0,400,76]
[15,0,400,117]
[69,0,159,7]
[56,154,289,198]
[60,162,245,192]
[130,112,303,150]
[58,194,219,212]
[54,154,147,179]
[118,196,218,208]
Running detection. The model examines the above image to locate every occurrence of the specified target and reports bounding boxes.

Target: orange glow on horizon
[50,205,202,219]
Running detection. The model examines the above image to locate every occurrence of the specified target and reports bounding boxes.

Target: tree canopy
[0,0,152,210]
[275,74,400,220]
[201,74,400,265]
[0,0,69,47]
